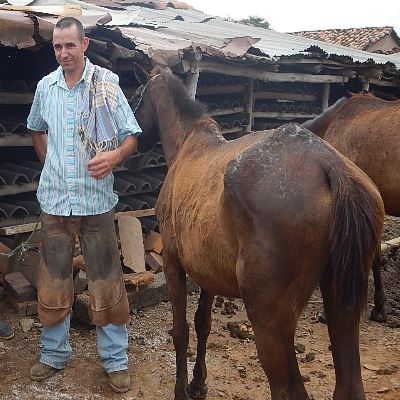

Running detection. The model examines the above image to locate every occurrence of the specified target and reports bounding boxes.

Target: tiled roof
[293,26,399,52]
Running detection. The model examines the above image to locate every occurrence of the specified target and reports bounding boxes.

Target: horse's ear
[133,62,150,85]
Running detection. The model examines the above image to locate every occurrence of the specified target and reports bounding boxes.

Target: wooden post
[362,79,370,92]
[246,78,254,132]
[186,69,200,99]
[321,83,330,111]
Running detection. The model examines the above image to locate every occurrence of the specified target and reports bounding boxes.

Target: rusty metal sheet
[0,11,35,48]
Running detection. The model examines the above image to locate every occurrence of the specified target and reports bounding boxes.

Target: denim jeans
[40,314,128,373]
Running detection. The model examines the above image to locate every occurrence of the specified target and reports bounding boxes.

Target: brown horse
[303,92,399,322]
[133,69,384,400]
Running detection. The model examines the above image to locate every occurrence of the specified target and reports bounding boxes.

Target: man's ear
[83,36,90,52]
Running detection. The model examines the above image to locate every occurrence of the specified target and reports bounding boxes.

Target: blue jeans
[40,314,128,373]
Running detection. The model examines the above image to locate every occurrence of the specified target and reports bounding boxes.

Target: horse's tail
[326,163,383,312]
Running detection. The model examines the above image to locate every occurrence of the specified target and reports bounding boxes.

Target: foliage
[237,16,270,29]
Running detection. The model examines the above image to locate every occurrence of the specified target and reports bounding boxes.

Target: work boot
[108,370,131,393]
[30,362,57,382]
[0,320,13,339]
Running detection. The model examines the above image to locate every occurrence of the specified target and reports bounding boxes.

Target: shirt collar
[50,57,91,88]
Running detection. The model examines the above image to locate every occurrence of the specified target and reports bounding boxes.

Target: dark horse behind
[303,92,400,322]
[132,68,384,400]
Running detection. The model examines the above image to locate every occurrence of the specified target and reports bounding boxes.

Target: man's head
[53,17,89,74]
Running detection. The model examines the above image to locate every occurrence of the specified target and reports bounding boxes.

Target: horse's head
[130,65,206,164]
[129,64,159,153]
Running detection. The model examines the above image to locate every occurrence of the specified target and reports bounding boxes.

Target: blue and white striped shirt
[27,58,141,216]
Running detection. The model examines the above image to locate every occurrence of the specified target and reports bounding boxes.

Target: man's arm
[87,135,138,180]
[31,131,48,164]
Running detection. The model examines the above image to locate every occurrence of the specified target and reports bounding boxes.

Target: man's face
[53,26,89,73]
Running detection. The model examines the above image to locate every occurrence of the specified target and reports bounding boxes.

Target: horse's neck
[158,115,216,165]
[303,97,348,137]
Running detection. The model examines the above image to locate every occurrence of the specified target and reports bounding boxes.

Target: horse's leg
[320,274,366,400]
[238,253,310,400]
[164,250,190,400]
[189,289,214,399]
[370,249,387,322]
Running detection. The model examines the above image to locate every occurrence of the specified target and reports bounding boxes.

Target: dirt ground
[0,217,400,400]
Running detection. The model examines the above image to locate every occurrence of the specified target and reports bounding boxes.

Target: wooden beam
[369,79,399,87]
[196,85,246,96]
[198,61,349,83]
[253,112,317,119]
[246,78,254,133]
[206,107,245,117]
[254,91,317,102]
[0,92,34,105]
[321,83,330,111]
[0,208,156,236]
[0,136,32,147]
[115,208,155,219]
[0,222,40,236]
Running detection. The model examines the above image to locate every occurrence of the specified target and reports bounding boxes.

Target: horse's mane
[153,67,206,120]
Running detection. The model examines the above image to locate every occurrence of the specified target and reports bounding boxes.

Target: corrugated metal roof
[1,0,400,70]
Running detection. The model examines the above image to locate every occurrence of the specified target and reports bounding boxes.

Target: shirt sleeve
[27,80,48,132]
[114,86,142,144]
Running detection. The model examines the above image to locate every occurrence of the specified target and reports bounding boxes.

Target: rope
[0,217,41,262]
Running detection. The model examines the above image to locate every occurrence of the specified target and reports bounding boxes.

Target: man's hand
[87,148,121,180]
[87,136,137,180]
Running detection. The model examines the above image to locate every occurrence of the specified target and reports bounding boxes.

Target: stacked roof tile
[293,27,400,54]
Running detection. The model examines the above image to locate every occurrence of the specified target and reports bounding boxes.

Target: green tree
[238,16,270,29]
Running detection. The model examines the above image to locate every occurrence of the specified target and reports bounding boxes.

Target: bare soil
[0,217,399,400]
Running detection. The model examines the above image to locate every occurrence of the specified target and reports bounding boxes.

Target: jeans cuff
[104,364,128,374]
[40,356,68,370]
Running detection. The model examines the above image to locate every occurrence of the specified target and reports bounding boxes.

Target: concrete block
[127,272,199,311]
[118,215,146,272]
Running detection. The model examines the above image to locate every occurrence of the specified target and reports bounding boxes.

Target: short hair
[55,17,85,41]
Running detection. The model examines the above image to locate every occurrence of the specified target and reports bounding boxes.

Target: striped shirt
[27,58,141,216]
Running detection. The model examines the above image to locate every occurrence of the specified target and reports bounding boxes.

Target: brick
[144,231,163,254]
[4,272,36,302]
[145,252,163,273]
[73,270,87,295]
[6,293,37,317]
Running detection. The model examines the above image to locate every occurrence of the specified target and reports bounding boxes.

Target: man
[27,17,141,393]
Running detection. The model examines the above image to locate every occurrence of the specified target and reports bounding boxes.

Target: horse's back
[224,124,334,266]
[324,94,400,215]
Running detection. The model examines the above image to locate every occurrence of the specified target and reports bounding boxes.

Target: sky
[187,0,400,35]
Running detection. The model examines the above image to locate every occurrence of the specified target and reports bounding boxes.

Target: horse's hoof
[189,382,208,399]
[370,307,387,323]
